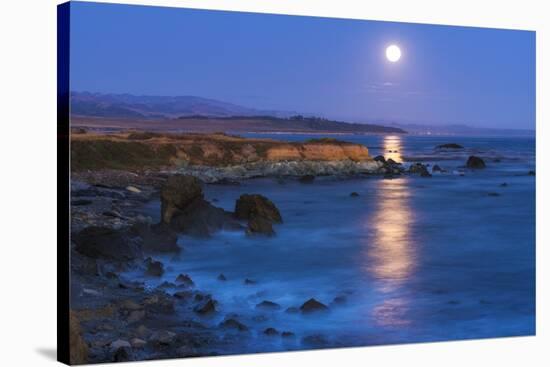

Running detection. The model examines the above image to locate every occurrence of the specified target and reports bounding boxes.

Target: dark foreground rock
[256,300,281,310]
[130,223,180,253]
[467,156,486,169]
[160,175,203,224]
[73,226,143,261]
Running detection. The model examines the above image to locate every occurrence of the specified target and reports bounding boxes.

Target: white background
[0,0,547,365]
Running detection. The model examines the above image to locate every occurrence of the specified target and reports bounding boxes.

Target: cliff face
[71,132,372,172]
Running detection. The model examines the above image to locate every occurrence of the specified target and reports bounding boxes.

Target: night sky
[70,1,535,129]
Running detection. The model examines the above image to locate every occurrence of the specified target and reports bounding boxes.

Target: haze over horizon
[70,2,536,130]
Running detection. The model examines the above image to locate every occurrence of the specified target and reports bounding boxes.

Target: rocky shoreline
[69,132,511,363]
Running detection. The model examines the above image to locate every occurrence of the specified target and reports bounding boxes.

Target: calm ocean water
[134,134,535,354]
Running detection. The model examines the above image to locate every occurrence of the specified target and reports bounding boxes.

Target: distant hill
[71,92,406,134]
[71,92,293,119]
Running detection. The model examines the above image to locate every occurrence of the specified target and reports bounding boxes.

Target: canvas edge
[57,1,71,365]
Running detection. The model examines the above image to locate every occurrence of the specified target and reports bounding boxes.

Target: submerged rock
[256,300,282,310]
[436,143,463,149]
[300,298,329,313]
[217,273,227,281]
[244,278,257,285]
[350,192,360,197]
[466,156,486,169]
[281,331,296,338]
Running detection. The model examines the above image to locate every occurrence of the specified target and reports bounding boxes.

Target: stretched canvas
[57,1,536,364]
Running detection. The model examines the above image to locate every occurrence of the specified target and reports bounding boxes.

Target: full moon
[386,45,401,62]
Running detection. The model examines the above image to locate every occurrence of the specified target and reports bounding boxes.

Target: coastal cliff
[71,132,380,181]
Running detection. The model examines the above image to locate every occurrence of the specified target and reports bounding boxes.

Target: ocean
[132,134,536,354]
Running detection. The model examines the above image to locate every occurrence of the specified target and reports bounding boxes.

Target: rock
[466,156,486,169]
[298,175,315,183]
[149,330,176,345]
[432,165,443,173]
[235,194,283,223]
[160,175,204,224]
[264,327,279,336]
[73,226,143,261]
[500,182,508,187]
[217,273,227,281]
[244,278,257,285]
[246,216,275,236]
[350,192,360,197]
[144,258,164,277]
[300,298,329,313]
[194,299,217,315]
[219,318,248,331]
[528,170,536,176]
[130,223,180,253]
[256,300,281,310]
[285,307,299,314]
[135,325,151,339]
[175,274,195,288]
[143,293,175,314]
[130,338,147,348]
[113,346,132,362]
[436,143,464,149]
[110,339,131,350]
[373,155,386,163]
[408,163,432,177]
[168,197,241,237]
[332,295,347,305]
[281,331,295,338]
[69,311,89,364]
[126,185,141,193]
[173,291,193,300]
[302,334,329,348]
[127,310,146,323]
[119,299,142,311]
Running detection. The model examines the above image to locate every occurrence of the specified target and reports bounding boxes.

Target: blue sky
[69,1,535,129]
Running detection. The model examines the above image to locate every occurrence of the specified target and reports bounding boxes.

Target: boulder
[408,163,432,177]
[350,192,360,197]
[300,298,329,313]
[373,155,386,163]
[160,175,203,224]
[256,300,281,310]
[436,143,463,149]
[73,226,143,261]
[235,194,282,223]
[168,197,241,237]
[144,258,164,277]
[219,318,248,331]
[175,274,195,288]
[246,216,275,236]
[466,156,486,169]
[264,327,279,336]
[217,273,227,281]
[69,311,89,365]
[194,299,217,315]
